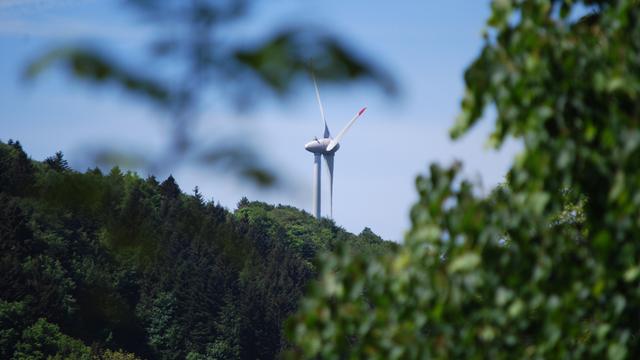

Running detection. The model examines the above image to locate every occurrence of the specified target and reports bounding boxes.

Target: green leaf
[448,252,481,273]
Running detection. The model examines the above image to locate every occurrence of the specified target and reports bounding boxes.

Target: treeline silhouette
[0,140,394,359]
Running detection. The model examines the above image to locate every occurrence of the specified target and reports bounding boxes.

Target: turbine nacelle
[304,138,339,154]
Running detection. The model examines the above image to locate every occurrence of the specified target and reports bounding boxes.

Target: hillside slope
[0,140,396,359]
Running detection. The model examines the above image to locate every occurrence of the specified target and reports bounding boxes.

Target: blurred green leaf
[23,0,397,188]
[25,48,172,105]
[234,27,397,95]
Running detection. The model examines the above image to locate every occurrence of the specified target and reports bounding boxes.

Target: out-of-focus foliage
[24,0,395,186]
[289,0,640,358]
[0,140,393,359]
[25,49,171,106]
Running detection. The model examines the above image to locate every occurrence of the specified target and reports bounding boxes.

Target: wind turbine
[304,74,367,219]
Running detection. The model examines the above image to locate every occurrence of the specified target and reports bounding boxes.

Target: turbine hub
[304,138,339,154]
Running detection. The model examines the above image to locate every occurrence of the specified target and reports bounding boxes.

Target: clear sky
[0,0,519,241]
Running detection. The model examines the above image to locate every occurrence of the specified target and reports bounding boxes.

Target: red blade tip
[358,107,367,116]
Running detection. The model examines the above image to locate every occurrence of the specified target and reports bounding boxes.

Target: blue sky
[0,0,519,241]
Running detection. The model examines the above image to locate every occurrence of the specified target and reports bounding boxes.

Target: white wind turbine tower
[304,75,367,219]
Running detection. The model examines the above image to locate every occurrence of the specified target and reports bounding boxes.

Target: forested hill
[0,140,395,359]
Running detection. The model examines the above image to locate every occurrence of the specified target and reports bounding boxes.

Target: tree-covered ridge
[235,199,392,261]
[0,140,393,359]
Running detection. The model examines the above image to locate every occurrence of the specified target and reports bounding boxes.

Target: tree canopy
[289,0,640,358]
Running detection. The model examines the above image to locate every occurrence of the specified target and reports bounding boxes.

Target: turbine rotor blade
[323,153,334,219]
[326,107,367,151]
[312,72,331,138]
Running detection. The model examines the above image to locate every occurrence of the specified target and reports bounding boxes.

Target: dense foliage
[0,140,393,359]
[289,0,640,358]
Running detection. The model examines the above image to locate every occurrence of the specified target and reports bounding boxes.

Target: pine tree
[160,175,181,199]
[44,151,70,172]
[0,140,35,196]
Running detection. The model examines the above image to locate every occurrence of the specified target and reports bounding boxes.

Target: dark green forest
[0,140,394,359]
